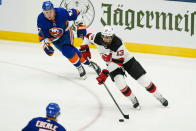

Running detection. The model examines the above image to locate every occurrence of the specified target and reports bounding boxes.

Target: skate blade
[80,75,87,80]
[135,105,141,110]
[133,103,141,110]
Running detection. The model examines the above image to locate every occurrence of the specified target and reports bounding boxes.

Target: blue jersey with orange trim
[37,8,79,45]
[22,117,66,131]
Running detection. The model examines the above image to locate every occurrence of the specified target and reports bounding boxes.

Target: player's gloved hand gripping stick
[39,29,57,56]
[41,39,54,56]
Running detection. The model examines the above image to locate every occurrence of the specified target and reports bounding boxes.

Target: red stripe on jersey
[112,57,124,66]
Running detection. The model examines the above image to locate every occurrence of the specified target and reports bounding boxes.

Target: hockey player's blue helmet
[42,1,54,11]
[46,103,60,118]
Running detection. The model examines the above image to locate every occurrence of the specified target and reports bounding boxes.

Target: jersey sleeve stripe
[69,27,74,46]
[76,9,80,15]
[111,58,124,66]
[77,25,86,30]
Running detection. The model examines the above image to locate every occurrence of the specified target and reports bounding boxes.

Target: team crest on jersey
[49,27,64,37]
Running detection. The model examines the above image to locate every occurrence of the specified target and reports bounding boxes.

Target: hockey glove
[80,45,91,60]
[96,69,109,85]
[77,24,87,39]
[41,39,54,56]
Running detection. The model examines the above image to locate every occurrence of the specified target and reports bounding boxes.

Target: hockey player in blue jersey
[22,103,66,131]
[37,1,100,79]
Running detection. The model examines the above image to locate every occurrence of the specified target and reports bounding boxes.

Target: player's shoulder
[55,8,68,15]
[37,12,48,27]
[56,123,66,131]
[95,32,102,38]
[37,12,45,22]
[55,8,69,20]
[48,119,66,131]
[55,7,67,13]
[94,32,103,45]
[110,35,123,52]
[95,32,102,42]
[31,117,45,121]
[26,117,44,126]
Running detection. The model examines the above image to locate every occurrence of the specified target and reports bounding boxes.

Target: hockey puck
[119,119,124,122]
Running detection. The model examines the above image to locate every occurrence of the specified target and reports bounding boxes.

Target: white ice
[0,40,196,131]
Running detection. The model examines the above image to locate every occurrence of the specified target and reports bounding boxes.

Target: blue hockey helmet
[46,103,60,118]
[42,1,54,11]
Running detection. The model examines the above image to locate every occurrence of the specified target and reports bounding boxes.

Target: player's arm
[79,33,97,60]
[38,28,57,42]
[107,45,125,72]
[76,15,86,39]
[37,16,52,42]
[67,9,80,21]
[37,26,55,56]
[22,119,34,131]
[77,24,87,39]
[22,125,29,131]
[58,124,67,131]
[96,45,125,85]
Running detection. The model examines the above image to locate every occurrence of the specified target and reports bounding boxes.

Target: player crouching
[79,25,168,109]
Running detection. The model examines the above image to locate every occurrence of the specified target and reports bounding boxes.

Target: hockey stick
[88,59,129,120]
[39,29,60,46]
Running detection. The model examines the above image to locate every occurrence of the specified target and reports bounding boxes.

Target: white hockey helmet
[101,25,114,37]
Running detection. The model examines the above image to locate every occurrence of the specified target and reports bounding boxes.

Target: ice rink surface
[1,40,196,131]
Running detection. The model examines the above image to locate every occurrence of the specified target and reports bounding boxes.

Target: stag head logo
[60,0,95,28]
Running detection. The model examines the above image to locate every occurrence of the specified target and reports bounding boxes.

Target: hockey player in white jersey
[79,25,168,109]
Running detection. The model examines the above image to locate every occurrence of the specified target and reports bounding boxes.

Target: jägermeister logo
[101,3,196,36]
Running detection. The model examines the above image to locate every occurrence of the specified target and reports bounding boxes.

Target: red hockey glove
[80,45,91,60]
[102,53,112,62]
[96,69,109,85]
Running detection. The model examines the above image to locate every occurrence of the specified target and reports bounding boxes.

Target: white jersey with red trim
[82,32,134,72]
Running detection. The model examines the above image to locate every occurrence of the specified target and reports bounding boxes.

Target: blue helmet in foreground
[46,103,60,118]
[42,1,54,11]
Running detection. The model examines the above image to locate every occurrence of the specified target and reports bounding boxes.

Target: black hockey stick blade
[123,114,129,119]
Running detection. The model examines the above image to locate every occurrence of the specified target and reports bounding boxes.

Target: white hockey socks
[137,74,157,93]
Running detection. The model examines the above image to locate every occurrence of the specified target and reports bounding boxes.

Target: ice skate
[89,61,101,75]
[77,65,87,80]
[131,96,141,110]
[153,92,168,107]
